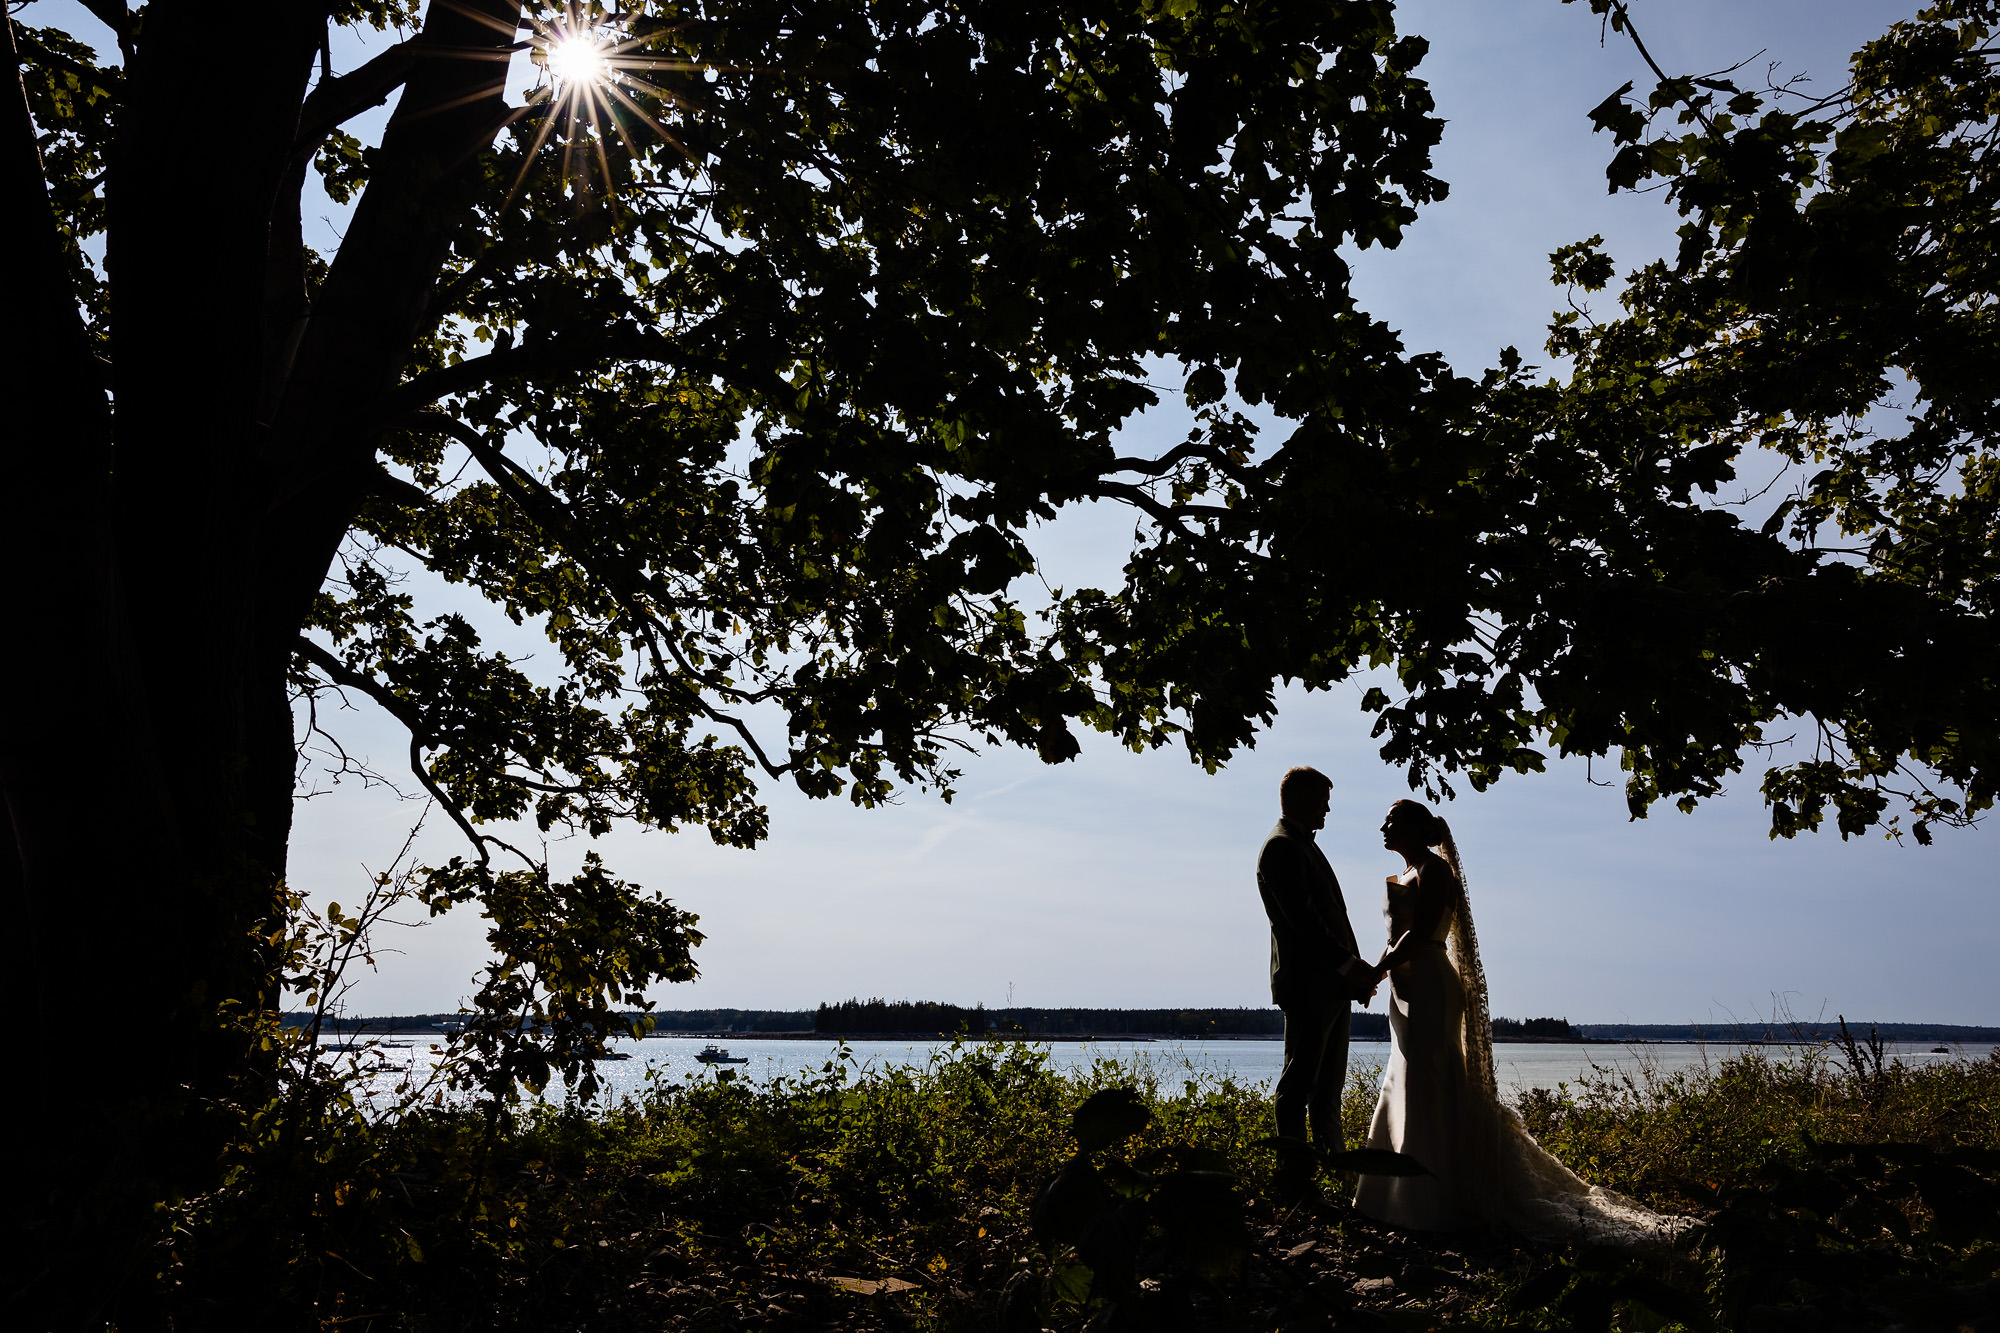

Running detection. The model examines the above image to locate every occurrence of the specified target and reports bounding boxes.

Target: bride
[1351,799,1681,1244]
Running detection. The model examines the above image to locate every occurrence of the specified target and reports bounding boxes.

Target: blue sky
[29,0,1994,1022]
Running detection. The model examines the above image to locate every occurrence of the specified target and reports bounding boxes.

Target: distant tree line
[281,1009,815,1034]
[633,1009,815,1033]
[816,998,987,1034]
[812,999,1395,1039]
[987,1007,1354,1038]
[1574,1021,2000,1043]
[281,1013,464,1033]
[1491,1017,1577,1039]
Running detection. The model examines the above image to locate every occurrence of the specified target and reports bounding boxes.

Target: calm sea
[319,1033,1996,1107]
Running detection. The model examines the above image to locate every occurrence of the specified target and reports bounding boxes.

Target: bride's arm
[1381,864,1457,968]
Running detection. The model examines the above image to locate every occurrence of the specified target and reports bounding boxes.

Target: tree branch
[363,326,717,428]
[1605,1,1716,136]
[74,2,135,63]
[295,38,422,155]
[1104,437,1262,491]
[1106,439,1221,477]
[295,635,548,871]
[260,0,526,623]
[402,411,796,781]
[1084,479,1239,528]
[365,461,438,512]
[75,2,129,33]
[294,635,496,864]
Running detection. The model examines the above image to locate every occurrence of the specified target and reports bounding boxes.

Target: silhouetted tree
[1478,0,2000,839]
[7,0,1999,1318]
[3,1,1452,1310]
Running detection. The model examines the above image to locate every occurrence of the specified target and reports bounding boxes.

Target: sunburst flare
[512,2,702,208]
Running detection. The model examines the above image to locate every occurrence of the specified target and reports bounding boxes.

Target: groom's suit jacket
[1257,819,1366,1010]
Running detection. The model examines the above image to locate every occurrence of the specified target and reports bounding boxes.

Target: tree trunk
[1,2,524,1323]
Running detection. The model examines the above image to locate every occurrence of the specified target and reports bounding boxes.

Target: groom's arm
[1258,841,1366,973]
[1333,943,1379,1002]
[1336,950,1378,991]
[1321,870,1383,997]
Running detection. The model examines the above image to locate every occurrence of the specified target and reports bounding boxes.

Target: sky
[28,0,1994,1023]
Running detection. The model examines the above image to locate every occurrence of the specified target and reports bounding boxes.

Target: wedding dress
[1351,861,1684,1246]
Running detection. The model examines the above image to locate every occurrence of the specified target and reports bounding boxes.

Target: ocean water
[319,1033,1995,1109]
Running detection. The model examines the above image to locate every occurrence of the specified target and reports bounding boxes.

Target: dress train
[1352,869,1684,1247]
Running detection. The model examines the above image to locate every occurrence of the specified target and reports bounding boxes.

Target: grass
[1514,1039,2000,1214]
[159,1038,2000,1331]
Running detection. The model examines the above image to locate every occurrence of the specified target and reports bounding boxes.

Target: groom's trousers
[1275,999,1350,1147]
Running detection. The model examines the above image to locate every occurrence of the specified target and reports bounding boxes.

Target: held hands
[1351,958,1385,1006]
[1353,934,1408,1006]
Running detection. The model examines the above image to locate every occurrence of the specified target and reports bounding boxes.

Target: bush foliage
[152,1035,2000,1331]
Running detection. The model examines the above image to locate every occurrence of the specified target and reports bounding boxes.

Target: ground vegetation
[162,1035,2000,1331]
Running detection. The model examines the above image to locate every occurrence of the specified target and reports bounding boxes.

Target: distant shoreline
[620,1033,1971,1044]
[293,1021,2000,1045]
[610,1033,1991,1045]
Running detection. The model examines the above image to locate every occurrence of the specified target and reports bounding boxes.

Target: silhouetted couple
[1256,766,1679,1243]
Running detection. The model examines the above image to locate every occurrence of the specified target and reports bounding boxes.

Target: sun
[503,3,703,209]
[544,35,609,88]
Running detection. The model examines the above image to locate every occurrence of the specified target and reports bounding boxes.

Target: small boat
[1931,1045,1952,1054]
[598,1050,633,1061]
[694,1044,748,1064]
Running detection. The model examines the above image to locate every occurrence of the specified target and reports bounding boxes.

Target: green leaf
[1586,82,1644,141]
[1184,363,1227,406]
[1051,1263,1094,1307]
[1031,1156,1107,1245]
[1072,1087,1152,1154]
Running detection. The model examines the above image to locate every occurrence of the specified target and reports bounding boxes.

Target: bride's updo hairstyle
[1389,798,1442,844]
[1390,799,1465,883]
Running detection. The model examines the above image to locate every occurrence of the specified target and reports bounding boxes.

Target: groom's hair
[1279,765,1331,816]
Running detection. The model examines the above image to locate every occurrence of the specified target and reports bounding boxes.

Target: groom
[1257,766,1382,1165]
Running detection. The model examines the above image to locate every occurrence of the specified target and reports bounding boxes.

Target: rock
[826,1276,920,1295]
